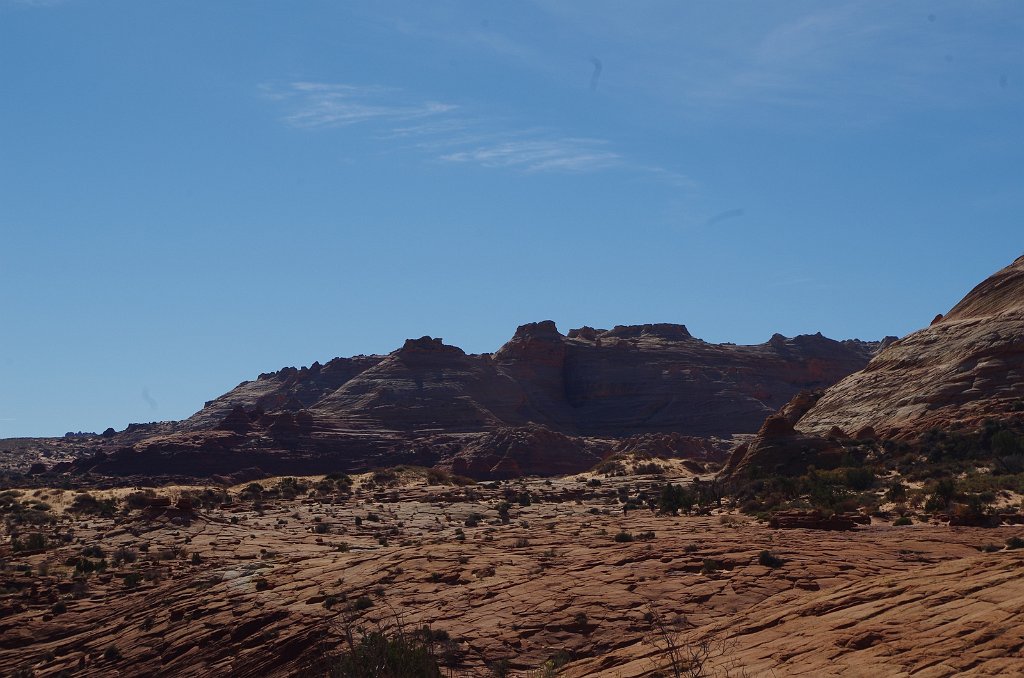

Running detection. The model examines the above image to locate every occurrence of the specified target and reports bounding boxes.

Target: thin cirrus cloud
[264,82,458,129]
[263,81,690,183]
[440,138,620,173]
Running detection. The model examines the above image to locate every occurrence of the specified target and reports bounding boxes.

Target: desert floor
[2,471,1023,677]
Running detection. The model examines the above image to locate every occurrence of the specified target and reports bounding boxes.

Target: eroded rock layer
[795,255,1024,439]
[62,323,880,478]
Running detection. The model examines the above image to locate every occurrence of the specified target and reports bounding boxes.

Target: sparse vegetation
[757,550,784,568]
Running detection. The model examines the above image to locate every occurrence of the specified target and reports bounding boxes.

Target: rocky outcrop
[768,509,866,530]
[722,410,844,478]
[725,255,1024,480]
[445,425,601,479]
[794,254,1024,440]
[610,432,724,461]
[72,322,881,479]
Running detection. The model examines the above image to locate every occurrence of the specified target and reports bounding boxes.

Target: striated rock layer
[3,475,1024,677]
[66,322,880,478]
[795,254,1024,440]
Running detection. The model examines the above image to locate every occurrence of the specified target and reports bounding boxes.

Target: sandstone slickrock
[4,474,1024,677]
[793,255,1024,439]
[726,254,1024,479]
[69,323,881,479]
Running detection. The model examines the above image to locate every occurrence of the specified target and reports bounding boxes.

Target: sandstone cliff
[726,254,1024,479]
[795,255,1024,439]
[77,322,881,478]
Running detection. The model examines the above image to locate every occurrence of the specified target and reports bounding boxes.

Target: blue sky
[1,0,1022,437]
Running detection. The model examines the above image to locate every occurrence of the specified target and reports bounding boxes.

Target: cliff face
[187,323,879,439]
[794,255,1024,439]
[83,322,882,478]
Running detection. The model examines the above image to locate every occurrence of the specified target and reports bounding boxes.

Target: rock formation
[727,254,1024,479]
[794,254,1024,439]
[69,322,881,478]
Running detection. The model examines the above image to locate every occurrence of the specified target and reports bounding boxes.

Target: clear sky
[1,1,1022,437]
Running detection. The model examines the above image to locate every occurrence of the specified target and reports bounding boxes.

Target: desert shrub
[185,487,231,508]
[324,629,442,678]
[924,478,959,511]
[893,516,913,526]
[315,479,337,495]
[757,550,784,568]
[352,595,374,611]
[103,646,122,662]
[111,548,138,569]
[239,483,264,501]
[278,477,308,499]
[12,532,47,552]
[68,493,117,517]
[425,468,452,485]
[372,469,399,486]
[885,480,908,502]
[844,467,876,491]
[613,531,634,543]
[635,462,665,475]
[488,659,511,677]
[69,555,106,574]
[594,458,627,476]
[125,490,157,509]
[513,537,530,548]
[82,544,105,559]
[701,558,724,574]
[0,492,54,528]
[992,430,1024,457]
[1006,536,1024,550]
[496,502,511,524]
[658,483,694,515]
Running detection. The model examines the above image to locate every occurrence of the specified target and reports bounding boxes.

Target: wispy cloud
[531,0,1024,125]
[2,0,70,6]
[263,82,457,129]
[264,81,692,182]
[440,137,620,173]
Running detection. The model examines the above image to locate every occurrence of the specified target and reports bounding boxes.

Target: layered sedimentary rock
[76,322,881,478]
[726,254,1024,479]
[795,255,1024,439]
